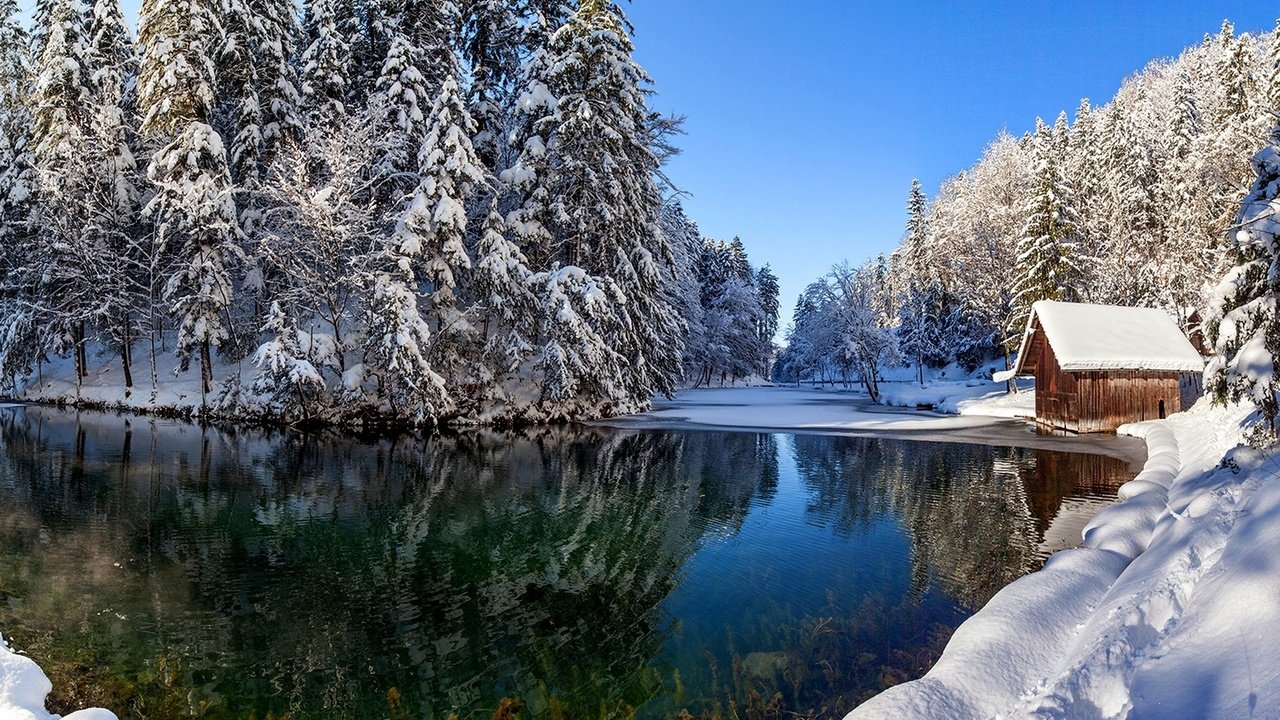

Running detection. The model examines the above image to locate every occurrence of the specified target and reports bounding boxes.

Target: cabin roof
[1013,301,1205,375]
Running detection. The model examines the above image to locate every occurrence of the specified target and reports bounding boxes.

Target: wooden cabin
[1009,301,1205,433]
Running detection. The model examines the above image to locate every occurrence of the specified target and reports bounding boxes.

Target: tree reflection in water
[0,408,1130,719]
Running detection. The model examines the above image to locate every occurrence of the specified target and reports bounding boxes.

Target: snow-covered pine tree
[29,0,109,384]
[138,0,241,397]
[393,46,485,389]
[1206,122,1280,433]
[354,258,450,423]
[249,300,325,418]
[31,0,91,172]
[0,0,38,387]
[1267,19,1280,113]
[1160,64,1216,325]
[372,27,430,201]
[528,264,627,418]
[900,178,930,282]
[84,0,143,389]
[1006,117,1080,348]
[660,201,706,381]
[253,0,302,165]
[217,0,262,186]
[471,197,535,405]
[754,264,780,378]
[0,0,32,238]
[300,0,356,123]
[220,0,301,181]
[538,0,685,402]
[897,284,941,387]
[462,0,519,172]
[501,0,570,271]
[1218,20,1252,122]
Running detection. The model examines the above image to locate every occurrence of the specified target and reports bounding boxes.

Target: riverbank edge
[0,634,117,720]
[845,397,1257,719]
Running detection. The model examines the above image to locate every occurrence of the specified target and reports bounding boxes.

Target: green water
[0,406,1134,719]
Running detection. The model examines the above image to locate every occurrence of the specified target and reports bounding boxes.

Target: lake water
[0,406,1138,719]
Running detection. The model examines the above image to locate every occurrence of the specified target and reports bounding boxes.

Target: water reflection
[0,407,1131,719]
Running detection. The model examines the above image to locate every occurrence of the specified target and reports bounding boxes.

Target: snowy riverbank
[848,396,1272,719]
[0,635,115,720]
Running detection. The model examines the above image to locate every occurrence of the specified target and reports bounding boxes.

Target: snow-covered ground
[878,378,1036,418]
[619,385,1011,432]
[17,351,235,415]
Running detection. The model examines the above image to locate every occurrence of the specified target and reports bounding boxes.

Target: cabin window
[1158,400,1166,419]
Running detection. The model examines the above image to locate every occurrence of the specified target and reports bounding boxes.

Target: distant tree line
[777,20,1278,399]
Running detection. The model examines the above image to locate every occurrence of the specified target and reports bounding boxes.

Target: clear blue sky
[626,1,1280,334]
[88,0,1280,334]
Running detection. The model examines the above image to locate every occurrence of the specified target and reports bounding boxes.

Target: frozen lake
[0,405,1140,719]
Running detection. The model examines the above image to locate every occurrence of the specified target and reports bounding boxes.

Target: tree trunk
[200,337,213,397]
[121,318,133,390]
[1004,349,1018,393]
[73,323,84,389]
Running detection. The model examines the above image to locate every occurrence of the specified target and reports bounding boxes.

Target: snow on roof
[1015,301,1204,374]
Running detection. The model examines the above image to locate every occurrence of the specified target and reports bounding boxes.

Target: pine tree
[537,0,685,402]
[300,0,356,122]
[462,0,519,171]
[249,300,325,417]
[372,29,430,197]
[85,0,142,388]
[1007,118,1080,347]
[138,0,240,397]
[29,0,107,384]
[219,0,301,185]
[0,0,33,243]
[501,0,570,269]
[0,0,37,386]
[393,55,485,386]
[254,0,302,164]
[472,197,535,399]
[901,178,929,281]
[1206,122,1280,433]
[754,264,780,378]
[31,0,92,172]
[529,264,627,417]
[1267,19,1280,112]
[355,263,449,423]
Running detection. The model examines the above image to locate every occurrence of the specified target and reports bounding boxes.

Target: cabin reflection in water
[0,407,1134,720]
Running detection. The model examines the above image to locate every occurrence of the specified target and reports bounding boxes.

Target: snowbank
[0,635,116,720]
[614,385,1011,433]
[878,379,1035,419]
[847,398,1271,720]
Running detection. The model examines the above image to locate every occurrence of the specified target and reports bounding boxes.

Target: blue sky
[626,1,1280,333]
[81,0,1280,334]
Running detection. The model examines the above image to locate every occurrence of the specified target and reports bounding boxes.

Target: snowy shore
[847,396,1271,719]
[0,635,116,720]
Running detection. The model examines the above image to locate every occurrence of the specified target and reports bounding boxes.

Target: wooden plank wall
[1033,327,1189,433]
